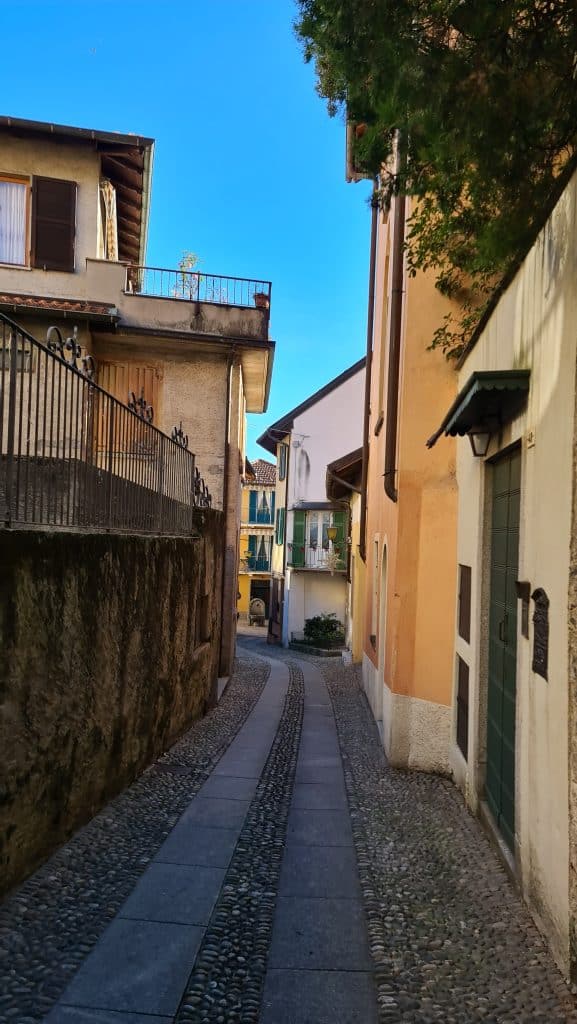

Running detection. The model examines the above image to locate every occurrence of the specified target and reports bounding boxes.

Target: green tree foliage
[295,0,577,355]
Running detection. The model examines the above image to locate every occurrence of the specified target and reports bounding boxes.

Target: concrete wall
[0,518,223,895]
[453,169,577,975]
[362,199,458,772]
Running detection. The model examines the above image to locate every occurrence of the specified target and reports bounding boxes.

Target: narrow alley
[0,633,574,1024]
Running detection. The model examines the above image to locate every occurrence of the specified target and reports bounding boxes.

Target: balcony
[240,556,271,573]
[120,265,272,345]
[125,266,271,311]
[246,508,274,526]
[287,544,346,573]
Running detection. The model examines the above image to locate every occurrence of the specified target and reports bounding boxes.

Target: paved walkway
[2,637,576,1023]
[41,654,377,1023]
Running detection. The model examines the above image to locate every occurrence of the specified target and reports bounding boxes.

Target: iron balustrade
[0,314,212,534]
[125,265,272,310]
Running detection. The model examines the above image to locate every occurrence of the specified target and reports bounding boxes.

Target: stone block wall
[0,515,223,896]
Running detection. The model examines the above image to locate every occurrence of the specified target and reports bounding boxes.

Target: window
[275,507,285,545]
[456,656,469,759]
[278,443,287,481]
[0,176,28,265]
[458,564,472,643]
[0,337,31,372]
[0,174,77,271]
[290,509,347,569]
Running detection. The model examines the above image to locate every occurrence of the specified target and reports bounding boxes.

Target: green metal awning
[427,370,530,448]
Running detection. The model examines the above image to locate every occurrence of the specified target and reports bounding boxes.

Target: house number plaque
[531,588,549,680]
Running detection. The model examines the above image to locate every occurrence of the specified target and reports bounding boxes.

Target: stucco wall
[0,519,223,895]
[285,569,347,642]
[362,199,458,771]
[0,133,101,297]
[453,169,577,974]
[287,370,364,508]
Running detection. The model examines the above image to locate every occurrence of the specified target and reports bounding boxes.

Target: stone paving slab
[279,843,362,899]
[286,806,354,846]
[261,969,379,1024]
[291,781,347,809]
[118,862,225,926]
[59,918,204,1016]
[295,764,345,785]
[153,823,239,868]
[268,896,373,970]
[179,795,251,830]
[198,773,259,801]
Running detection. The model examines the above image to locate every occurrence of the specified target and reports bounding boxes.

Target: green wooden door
[486,447,521,850]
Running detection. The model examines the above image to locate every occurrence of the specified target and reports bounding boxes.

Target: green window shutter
[278,507,285,544]
[278,444,287,480]
[333,510,347,567]
[271,490,276,519]
[249,490,257,522]
[248,534,257,554]
[292,510,306,568]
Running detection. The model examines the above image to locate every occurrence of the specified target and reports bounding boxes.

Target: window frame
[0,173,31,268]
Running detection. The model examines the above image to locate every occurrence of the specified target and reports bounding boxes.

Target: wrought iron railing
[288,544,346,571]
[125,265,272,310]
[0,314,212,534]
[244,556,271,572]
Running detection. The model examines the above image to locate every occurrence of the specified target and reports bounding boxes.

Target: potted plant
[254,291,269,310]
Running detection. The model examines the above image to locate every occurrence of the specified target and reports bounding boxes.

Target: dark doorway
[251,579,271,618]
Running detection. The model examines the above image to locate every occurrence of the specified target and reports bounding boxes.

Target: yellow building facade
[361,191,459,771]
[237,459,276,623]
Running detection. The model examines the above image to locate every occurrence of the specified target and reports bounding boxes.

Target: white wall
[287,367,364,507]
[451,169,577,973]
[285,568,347,644]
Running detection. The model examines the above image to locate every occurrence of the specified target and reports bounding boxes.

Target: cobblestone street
[1,635,576,1024]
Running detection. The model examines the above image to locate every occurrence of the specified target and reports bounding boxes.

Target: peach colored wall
[362,197,458,764]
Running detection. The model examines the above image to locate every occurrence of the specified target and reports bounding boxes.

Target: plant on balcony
[174,250,201,300]
[303,613,345,649]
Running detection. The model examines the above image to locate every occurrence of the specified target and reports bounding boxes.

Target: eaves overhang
[427,370,531,448]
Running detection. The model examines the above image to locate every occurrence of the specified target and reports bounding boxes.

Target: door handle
[499,615,508,644]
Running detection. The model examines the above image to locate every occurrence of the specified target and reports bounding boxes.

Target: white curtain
[0,181,26,265]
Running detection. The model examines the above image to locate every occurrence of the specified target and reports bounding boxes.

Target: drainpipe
[384,161,406,502]
[219,348,235,676]
[359,187,379,561]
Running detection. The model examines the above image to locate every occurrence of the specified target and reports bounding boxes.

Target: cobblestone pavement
[0,656,269,1024]
[239,633,577,1023]
[2,632,577,1024]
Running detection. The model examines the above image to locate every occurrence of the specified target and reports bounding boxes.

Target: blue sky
[2,0,372,459]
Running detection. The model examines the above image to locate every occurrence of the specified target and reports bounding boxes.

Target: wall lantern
[327,525,338,542]
[467,426,492,458]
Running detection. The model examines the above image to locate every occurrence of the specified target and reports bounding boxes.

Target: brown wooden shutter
[32,176,76,271]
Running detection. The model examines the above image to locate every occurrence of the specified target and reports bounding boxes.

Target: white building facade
[258,358,365,647]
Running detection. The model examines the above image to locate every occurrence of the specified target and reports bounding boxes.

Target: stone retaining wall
[0,516,223,895]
